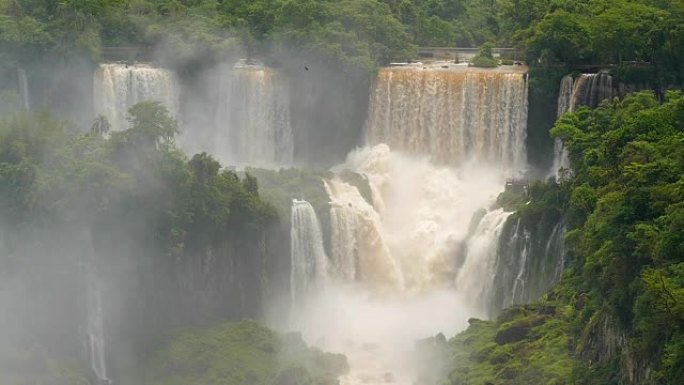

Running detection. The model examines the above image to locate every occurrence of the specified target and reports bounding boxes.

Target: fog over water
[277,63,531,383]
[2,55,565,385]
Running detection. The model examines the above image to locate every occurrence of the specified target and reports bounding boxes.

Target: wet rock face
[495,325,530,345]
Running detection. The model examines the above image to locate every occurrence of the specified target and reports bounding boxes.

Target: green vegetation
[0,101,276,252]
[142,320,348,385]
[470,42,499,68]
[450,91,684,384]
[1,1,681,77]
[448,302,577,385]
[1,2,684,385]
[244,168,331,223]
[0,103,280,384]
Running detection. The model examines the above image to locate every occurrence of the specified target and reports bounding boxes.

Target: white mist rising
[286,144,513,384]
[289,285,473,385]
[283,64,532,384]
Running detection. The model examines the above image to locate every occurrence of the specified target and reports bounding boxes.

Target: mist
[1,35,546,385]
[287,284,471,385]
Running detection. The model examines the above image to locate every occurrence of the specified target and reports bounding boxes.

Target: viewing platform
[418,47,521,61]
[505,178,530,197]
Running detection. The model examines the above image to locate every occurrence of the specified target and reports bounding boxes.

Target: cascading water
[16,68,29,110]
[572,72,616,109]
[488,218,567,314]
[286,64,562,385]
[93,63,178,131]
[324,176,403,290]
[454,209,513,318]
[292,145,512,384]
[85,267,109,385]
[81,230,110,385]
[290,199,328,306]
[551,72,617,178]
[367,66,528,171]
[551,75,574,177]
[213,64,293,166]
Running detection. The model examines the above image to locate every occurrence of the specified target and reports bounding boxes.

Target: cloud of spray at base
[287,284,474,385]
[337,144,508,293]
[277,144,512,384]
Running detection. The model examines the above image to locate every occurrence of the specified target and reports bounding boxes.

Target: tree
[525,10,591,65]
[123,101,179,149]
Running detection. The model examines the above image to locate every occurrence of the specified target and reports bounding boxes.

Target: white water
[285,67,531,384]
[325,176,403,291]
[290,145,512,384]
[551,73,616,178]
[549,222,567,283]
[17,68,29,110]
[93,63,178,131]
[212,65,293,167]
[82,230,110,385]
[290,199,328,306]
[456,209,514,316]
[86,270,109,385]
[508,227,531,309]
[551,74,574,178]
[367,67,528,171]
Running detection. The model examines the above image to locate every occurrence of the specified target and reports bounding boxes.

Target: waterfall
[551,75,574,177]
[572,72,615,109]
[213,65,293,166]
[548,222,567,282]
[454,209,513,317]
[324,177,403,290]
[81,229,110,385]
[85,268,109,385]
[366,67,528,171]
[321,144,507,294]
[290,67,534,383]
[93,63,178,131]
[16,68,29,110]
[551,72,617,178]
[488,218,567,314]
[290,199,328,305]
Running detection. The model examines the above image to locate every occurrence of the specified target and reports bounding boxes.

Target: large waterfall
[551,72,617,177]
[367,66,528,171]
[93,63,178,131]
[285,64,557,384]
[213,64,293,166]
[290,199,328,305]
[291,145,511,384]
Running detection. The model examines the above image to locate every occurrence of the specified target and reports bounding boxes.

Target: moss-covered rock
[447,300,578,385]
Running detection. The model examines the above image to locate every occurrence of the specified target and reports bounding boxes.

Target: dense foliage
[0,102,279,384]
[143,320,348,385]
[449,91,684,385]
[1,0,682,75]
[555,91,684,383]
[0,101,276,252]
